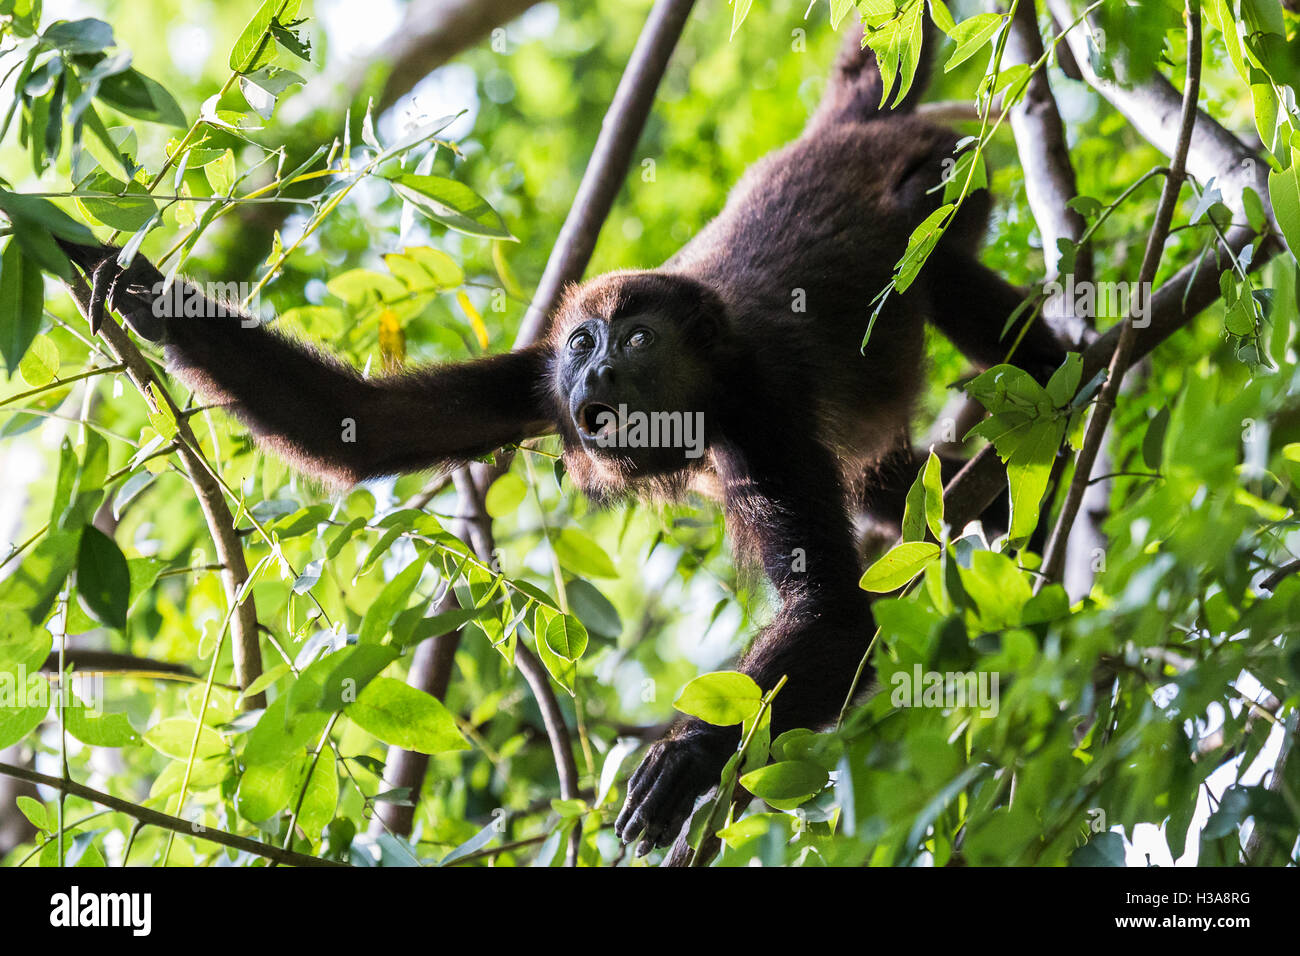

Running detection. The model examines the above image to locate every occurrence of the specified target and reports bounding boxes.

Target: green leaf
[901,466,927,542]
[830,0,857,30]
[565,578,622,639]
[0,239,44,376]
[1044,352,1082,408]
[1004,421,1065,545]
[384,246,464,291]
[387,173,514,240]
[346,677,470,754]
[230,0,302,74]
[326,268,406,306]
[1142,407,1170,471]
[358,553,428,644]
[438,818,501,865]
[268,503,330,539]
[245,686,328,766]
[205,148,236,196]
[859,541,940,592]
[532,606,578,695]
[143,717,225,760]
[236,755,300,822]
[269,20,311,62]
[730,0,753,38]
[1070,831,1127,866]
[295,752,338,841]
[317,643,398,710]
[243,661,291,698]
[944,13,1004,72]
[0,528,82,625]
[551,527,617,578]
[65,702,139,747]
[393,605,490,649]
[942,146,987,204]
[0,613,50,749]
[542,611,588,661]
[1269,160,1300,257]
[861,0,927,109]
[0,685,48,749]
[75,525,130,629]
[0,188,96,279]
[893,203,953,293]
[739,760,829,810]
[17,334,58,386]
[1242,187,1268,233]
[674,670,762,726]
[928,0,956,34]
[485,473,527,517]
[922,450,944,540]
[42,18,114,53]
[967,364,1051,415]
[16,795,48,831]
[95,68,185,127]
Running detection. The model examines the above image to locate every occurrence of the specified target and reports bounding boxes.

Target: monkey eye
[568,330,595,352]
[625,328,654,349]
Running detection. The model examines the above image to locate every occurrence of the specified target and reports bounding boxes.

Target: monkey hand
[614,721,737,856]
[57,239,167,341]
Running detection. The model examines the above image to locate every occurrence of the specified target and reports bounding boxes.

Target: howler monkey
[58,31,1065,855]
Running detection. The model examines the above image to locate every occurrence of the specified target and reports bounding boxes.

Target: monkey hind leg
[858,442,1010,539]
[809,21,936,130]
[922,253,1067,383]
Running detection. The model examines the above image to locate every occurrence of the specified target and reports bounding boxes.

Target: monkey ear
[677,274,729,348]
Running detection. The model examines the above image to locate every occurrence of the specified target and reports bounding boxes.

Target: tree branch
[1039,0,1202,585]
[1046,0,1269,217]
[945,0,1272,535]
[374,0,541,115]
[371,0,697,862]
[288,0,542,120]
[222,1,545,279]
[1003,1,1103,598]
[368,467,488,838]
[1005,0,1092,290]
[1242,708,1300,865]
[0,760,344,866]
[515,0,699,345]
[63,279,265,709]
[946,226,1273,531]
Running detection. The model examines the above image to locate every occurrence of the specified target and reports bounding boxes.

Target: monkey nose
[587,363,615,390]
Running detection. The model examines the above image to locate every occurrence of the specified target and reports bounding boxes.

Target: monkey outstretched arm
[60,242,555,485]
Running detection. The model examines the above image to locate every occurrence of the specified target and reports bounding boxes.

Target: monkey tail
[811,20,936,128]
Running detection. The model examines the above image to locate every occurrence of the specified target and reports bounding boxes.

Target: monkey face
[557,312,710,477]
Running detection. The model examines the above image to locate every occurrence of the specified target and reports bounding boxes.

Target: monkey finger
[637,779,700,855]
[615,746,665,840]
[88,258,113,336]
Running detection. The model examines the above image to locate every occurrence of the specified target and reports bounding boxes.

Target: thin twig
[1259,558,1300,592]
[0,760,345,867]
[1040,0,1202,586]
[63,277,266,708]
[1242,709,1300,864]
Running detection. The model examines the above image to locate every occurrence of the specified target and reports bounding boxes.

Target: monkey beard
[562,443,711,508]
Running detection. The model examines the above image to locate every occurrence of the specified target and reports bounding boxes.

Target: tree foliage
[0,0,1297,868]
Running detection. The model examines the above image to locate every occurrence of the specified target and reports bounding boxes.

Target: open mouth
[577,402,618,440]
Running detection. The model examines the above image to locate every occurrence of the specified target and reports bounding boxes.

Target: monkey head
[550,271,726,490]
